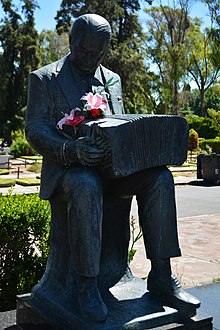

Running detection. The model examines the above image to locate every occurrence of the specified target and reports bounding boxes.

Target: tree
[202,0,220,27]
[144,1,195,115]
[202,1,220,73]
[204,84,220,111]
[0,0,39,143]
[38,30,69,67]
[186,27,220,116]
[54,0,154,113]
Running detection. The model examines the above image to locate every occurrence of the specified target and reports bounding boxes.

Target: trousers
[57,165,181,277]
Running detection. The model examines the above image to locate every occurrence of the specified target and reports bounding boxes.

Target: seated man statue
[25,13,200,323]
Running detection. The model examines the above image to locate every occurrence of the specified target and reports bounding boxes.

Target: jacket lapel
[99,66,124,115]
[55,54,81,110]
[54,58,124,115]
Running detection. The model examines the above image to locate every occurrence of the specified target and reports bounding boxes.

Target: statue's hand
[75,136,107,166]
[65,137,106,167]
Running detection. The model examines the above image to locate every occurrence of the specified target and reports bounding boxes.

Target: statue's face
[70,30,109,75]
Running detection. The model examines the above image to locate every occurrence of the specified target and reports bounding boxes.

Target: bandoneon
[77,114,189,178]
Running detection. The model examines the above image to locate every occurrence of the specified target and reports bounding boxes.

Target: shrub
[10,137,37,158]
[188,129,199,153]
[0,192,51,311]
[199,137,220,154]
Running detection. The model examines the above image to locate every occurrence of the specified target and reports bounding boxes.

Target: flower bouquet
[57,77,118,138]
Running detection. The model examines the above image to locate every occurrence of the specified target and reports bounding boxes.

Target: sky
[0,0,211,32]
[34,0,211,32]
[34,0,61,31]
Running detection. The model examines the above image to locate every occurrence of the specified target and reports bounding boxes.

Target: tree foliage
[38,29,69,67]
[0,0,219,138]
[207,108,220,136]
[0,0,39,143]
[186,27,220,116]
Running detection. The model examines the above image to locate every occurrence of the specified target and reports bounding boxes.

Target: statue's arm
[25,72,76,165]
[25,72,106,166]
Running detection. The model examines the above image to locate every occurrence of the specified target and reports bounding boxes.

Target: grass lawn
[27,162,42,173]
[20,155,42,161]
[0,178,16,187]
[0,177,40,187]
[0,169,9,175]
[15,178,41,186]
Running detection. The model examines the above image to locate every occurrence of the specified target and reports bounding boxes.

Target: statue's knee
[161,167,174,183]
[146,167,174,191]
[156,167,174,192]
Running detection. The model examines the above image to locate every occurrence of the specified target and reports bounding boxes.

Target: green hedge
[0,192,51,311]
[186,115,218,139]
[199,137,220,154]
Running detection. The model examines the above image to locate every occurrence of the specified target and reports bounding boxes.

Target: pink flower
[57,108,85,129]
[81,92,107,112]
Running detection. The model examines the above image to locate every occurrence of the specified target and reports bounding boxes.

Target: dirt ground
[9,158,42,176]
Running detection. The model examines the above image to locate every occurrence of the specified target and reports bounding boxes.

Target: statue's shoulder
[30,54,69,80]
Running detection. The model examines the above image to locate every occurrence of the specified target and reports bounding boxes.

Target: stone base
[16,278,213,330]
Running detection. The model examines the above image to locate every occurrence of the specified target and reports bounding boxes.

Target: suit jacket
[26,54,125,199]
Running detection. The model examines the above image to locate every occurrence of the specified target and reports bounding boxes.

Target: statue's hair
[70,14,112,40]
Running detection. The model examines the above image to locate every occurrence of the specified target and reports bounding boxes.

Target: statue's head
[69,14,112,75]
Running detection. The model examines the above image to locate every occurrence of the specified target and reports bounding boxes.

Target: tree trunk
[200,86,206,117]
[173,81,178,115]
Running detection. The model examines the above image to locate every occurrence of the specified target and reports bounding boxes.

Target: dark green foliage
[199,136,220,154]
[10,137,37,158]
[187,86,220,116]
[186,114,219,139]
[0,192,51,311]
[207,108,220,136]
[0,0,40,143]
[204,86,220,113]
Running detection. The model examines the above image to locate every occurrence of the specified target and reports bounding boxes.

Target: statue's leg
[104,166,200,314]
[99,193,132,288]
[135,166,200,315]
[59,166,107,321]
[136,166,180,260]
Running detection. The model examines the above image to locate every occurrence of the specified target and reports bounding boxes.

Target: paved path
[130,211,220,288]
[129,171,220,288]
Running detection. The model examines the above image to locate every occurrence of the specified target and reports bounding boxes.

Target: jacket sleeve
[25,71,71,165]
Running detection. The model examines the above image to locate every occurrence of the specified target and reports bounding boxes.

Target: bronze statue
[25,13,200,325]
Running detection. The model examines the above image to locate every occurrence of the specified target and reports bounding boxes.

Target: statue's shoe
[147,272,200,315]
[77,278,107,322]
